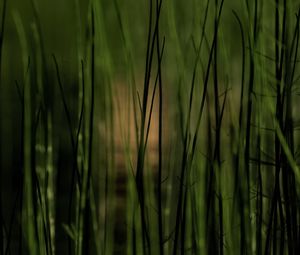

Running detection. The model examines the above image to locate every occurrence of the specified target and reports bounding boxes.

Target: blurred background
[1,0,300,254]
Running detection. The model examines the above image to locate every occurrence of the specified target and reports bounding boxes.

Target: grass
[1,0,300,254]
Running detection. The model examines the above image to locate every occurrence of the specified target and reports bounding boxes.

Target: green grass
[1,0,300,254]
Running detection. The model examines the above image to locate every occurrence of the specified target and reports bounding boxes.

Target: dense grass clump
[1,0,300,254]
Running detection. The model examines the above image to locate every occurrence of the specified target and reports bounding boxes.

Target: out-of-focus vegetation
[1,0,300,254]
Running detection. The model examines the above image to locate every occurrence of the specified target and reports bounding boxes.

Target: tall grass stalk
[0,0,7,251]
[14,11,38,255]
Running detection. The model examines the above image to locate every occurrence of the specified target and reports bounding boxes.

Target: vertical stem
[0,0,7,252]
[156,0,164,252]
[82,5,95,255]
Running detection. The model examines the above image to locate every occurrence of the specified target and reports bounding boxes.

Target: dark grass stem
[173,1,225,254]
[0,0,7,80]
[156,11,165,251]
[53,55,84,254]
[82,6,96,255]
[232,10,248,254]
[135,0,163,254]
[0,0,7,251]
